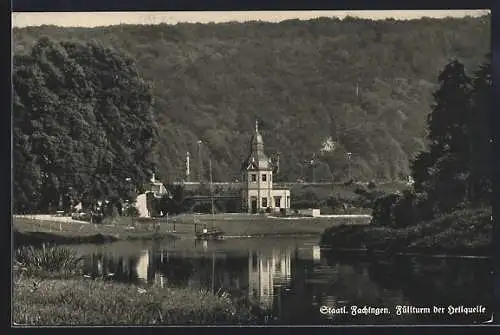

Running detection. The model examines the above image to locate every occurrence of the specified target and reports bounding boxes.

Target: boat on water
[195,158,225,240]
[195,226,225,240]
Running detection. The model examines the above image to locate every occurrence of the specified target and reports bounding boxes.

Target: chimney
[186,151,190,182]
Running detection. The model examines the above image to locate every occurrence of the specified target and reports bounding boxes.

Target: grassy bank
[320,207,492,256]
[13,217,177,247]
[14,230,120,248]
[14,214,371,245]
[13,277,258,325]
[12,243,262,325]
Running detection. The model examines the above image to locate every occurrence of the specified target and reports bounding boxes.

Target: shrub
[192,202,213,214]
[15,244,83,278]
[371,193,401,227]
[291,199,320,209]
[124,205,140,217]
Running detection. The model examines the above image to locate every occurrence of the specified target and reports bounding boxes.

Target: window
[262,197,268,207]
[262,173,267,182]
[274,196,281,208]
[251,174,257,182]
[286,196,290,207]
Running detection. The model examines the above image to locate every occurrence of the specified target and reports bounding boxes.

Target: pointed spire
[255,120,259,134]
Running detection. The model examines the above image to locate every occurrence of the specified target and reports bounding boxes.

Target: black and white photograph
[11,9,493,326]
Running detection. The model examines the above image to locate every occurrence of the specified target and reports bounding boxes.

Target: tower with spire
[241,120,291,213]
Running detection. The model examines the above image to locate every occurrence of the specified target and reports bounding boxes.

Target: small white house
[241,121,292,213]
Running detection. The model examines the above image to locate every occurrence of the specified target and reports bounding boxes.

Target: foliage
[369,55,492,227]
[370,193,398,226]
[410,56,491,216]
[123,205,140,217]
[218,198,241,213]
[12,16,490,188]
[192,202,213,214]
[13,277,263,325]
[15,243,84,277]
[321,207,491,254]
[13,37,158,213]
[147,185,186,215]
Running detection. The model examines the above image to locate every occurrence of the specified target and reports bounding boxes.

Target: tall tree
[13,37,158,213]
[467,56,492,205]
[411,58,491,214]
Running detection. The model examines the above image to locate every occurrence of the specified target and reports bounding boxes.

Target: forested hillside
[13,15,491,183]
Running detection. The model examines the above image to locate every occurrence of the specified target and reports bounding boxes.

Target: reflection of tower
[248,248,292,309]
[97,257,103,276]
[154,271,165,288]
[312,245,321,263]
[186,152,191,182]
[136,249,150,282]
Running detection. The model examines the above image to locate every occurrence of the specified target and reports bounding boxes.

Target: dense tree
[371,56,491,227]
[411,57,491,215]
[13,37,158,213]
[412,60,472,213]
[467,57,492,205]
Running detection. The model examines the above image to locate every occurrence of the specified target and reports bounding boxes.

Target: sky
[12,10,490,28]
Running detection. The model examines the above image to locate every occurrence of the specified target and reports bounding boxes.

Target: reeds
[14,243,83,278]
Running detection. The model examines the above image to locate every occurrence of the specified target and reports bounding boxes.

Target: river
[66,236,494,325]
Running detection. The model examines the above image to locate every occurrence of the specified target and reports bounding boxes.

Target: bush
[216,198,241,213]
[371,193,401,227]
[372,189,437,228]
[15,244,83,278]
[192,202,213,214]
[321,207,492,254]
[124,205,140,217]
[408,207,492,253]
[291,199,320,210]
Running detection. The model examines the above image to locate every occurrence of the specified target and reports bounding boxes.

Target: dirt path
[14,214,90,225]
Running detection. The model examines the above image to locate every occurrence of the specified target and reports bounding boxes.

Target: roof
[241,121,273,171]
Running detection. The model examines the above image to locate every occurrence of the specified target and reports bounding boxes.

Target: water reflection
[248,248,292,309]
[76,239,493,325]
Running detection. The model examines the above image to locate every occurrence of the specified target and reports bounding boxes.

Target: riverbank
[167,213,370,237]
[12,240,264,326]
[13,276,260,325]
[14,213,371,245]
[13,217,177,247]
[320,207,492,256]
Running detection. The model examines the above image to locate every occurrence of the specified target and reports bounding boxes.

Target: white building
[241,121,291,213]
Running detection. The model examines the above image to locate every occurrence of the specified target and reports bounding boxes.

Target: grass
[15,244,84,278]
[13,217,177,247]
[12,243,261,325]
[320,207,492,256]
[13,277,258,325]
[14,214,371,245]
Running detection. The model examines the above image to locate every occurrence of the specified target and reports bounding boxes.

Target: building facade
[241,121,291,213]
